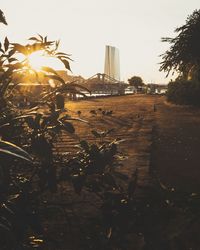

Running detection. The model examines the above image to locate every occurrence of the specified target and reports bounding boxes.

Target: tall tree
[128,76,144,90]
[160,9,200,80]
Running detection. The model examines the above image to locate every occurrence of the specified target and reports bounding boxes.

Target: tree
[128,76,144,90]
[160,9,200,81]
[0,9,7,25]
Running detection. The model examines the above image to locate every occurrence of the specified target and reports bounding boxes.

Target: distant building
[146,83,168,94]
[104,45,120,81]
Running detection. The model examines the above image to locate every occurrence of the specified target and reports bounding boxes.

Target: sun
[27,51,62,71]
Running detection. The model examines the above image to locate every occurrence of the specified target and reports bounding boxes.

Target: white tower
[104,45,120,80]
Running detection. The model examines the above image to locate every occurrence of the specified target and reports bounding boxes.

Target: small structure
[146,83,168,94]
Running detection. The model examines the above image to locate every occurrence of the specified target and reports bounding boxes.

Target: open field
[44,94,160,249]
[52,94,200,249]
[65,94,200,192]
[60,94,160,187]
[5,94,200,249]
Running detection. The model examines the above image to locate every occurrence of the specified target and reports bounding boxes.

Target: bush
[167,79,200,106]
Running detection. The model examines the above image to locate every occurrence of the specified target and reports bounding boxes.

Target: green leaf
[4,37,9,52]
[0,140,32,162]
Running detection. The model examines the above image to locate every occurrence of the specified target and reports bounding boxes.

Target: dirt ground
[62,94,159,187]
[46,94,159,249]
[46,94,200,249]
[152,97,200,193]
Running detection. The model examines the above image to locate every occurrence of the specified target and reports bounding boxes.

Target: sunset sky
[0,0,199,83]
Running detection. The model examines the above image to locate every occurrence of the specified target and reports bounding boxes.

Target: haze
[0,0,199,83]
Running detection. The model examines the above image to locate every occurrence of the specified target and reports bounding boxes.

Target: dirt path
[44,95,162,249]
[56,94,160,188]
[49,95,200,249]
[152,97,200,193]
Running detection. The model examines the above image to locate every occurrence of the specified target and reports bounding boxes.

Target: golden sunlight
[28,51,47,70]
[28,51,61,71]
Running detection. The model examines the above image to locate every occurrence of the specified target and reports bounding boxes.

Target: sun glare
[28,51,47,70]
[28,51,62,71]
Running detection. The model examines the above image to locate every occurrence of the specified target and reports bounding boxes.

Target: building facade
[104,45,120,81]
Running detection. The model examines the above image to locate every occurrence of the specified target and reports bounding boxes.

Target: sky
[0,0,200,84]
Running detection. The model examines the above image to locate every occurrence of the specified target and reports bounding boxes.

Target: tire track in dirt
[46,95,162,249]
[55,95,161,189]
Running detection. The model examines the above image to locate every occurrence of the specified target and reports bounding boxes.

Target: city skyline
[0,0,200,84]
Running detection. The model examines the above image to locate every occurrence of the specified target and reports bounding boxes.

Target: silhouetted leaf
[91,130,101,138]
[56,52,71,57]
[67,83,91,94]
[103,173,117,187]
[37,34,44,41]
[60,59,71,71]
[60,121,75,133]
[0,140,32,162]
[0,9,7,25]
[9,62,23,70]
[58,55,72,61]
[4,37,9,52]
[80,140,90,151]
[8,58,17,63]
[41,66,58,75]
[28,36,40,42]
[72,175,85,194]
[59,115,88,123]
[113,171,129,181]
[45,74,65,85]
[11,43,28,55]
[8,49,15,57]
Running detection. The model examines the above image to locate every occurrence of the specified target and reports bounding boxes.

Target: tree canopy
[128,76,144,88]
[160,9,200,80]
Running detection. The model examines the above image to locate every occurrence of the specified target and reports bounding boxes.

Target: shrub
[167,79,200,106]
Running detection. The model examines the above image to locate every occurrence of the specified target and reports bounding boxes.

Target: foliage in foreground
[0,16,199,248]
[160,9,200,81]
[0,9,7,25]
[167,79,200,106]
[0,35,73,109]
